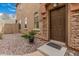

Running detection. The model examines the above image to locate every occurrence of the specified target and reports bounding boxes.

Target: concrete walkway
[0,33,47,55]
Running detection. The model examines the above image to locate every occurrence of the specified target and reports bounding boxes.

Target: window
[25,17,27,28]
[34,12,39,29]
[25,24,27,28]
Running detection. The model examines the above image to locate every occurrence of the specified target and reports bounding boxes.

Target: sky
[0,3,16,15]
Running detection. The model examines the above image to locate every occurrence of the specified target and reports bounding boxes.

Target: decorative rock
[0,33,47,55]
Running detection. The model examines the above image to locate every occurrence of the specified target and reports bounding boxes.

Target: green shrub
[22,30,37,39]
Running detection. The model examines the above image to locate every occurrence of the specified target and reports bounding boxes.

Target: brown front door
[50,6,66,42]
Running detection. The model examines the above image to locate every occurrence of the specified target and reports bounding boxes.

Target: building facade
[40,3,79,50]
[16,3,42,33]
[16,3,79,50]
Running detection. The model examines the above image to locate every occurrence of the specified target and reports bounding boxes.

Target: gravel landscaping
[0,33,79,56]
[0,33,47,55]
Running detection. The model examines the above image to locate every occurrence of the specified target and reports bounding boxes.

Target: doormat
[47,42,62,50]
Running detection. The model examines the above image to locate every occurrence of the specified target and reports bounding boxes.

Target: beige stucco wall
[0,23,18,34]
[0,23,4,33]
[16,3,41,33]
[3,24,19,34]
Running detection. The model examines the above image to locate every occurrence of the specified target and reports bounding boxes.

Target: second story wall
[16,3,40,32]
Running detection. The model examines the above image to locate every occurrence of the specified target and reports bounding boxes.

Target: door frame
[47,4,68,45]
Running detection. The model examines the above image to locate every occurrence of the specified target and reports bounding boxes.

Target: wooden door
[50,6,66,42]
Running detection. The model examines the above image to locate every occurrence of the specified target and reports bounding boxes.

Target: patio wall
[3,24,19,34]
[0,23,4,33]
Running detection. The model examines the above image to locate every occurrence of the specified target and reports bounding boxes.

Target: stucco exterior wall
[3,24,19,34]
[0,23,18,34]
[16,3,41,33]
[0,23,4,33]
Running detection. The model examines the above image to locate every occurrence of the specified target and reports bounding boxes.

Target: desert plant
[22,30,37,43]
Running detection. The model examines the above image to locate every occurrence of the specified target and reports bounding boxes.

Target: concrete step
[38,40,67,56]
[25,51,44,56]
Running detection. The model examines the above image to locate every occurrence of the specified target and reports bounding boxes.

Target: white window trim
[33,28,40,31]
[34,12,40,29]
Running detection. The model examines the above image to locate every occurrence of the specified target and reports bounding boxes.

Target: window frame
[34,12,40,30]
